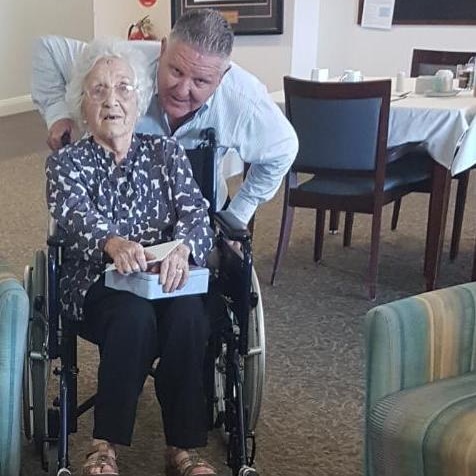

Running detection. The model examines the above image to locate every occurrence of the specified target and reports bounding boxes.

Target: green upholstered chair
[365,281,476,476]
[0,263,29,476]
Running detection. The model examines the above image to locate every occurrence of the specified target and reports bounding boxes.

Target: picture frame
[358,0,476,25]
[171,0,284,35]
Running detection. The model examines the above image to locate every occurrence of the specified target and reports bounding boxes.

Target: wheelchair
[21,128,266,476]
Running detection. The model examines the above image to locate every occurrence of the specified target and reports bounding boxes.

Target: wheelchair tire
[243,267,265,432]
[22,250,49,454]
[214,266,265,433]
[238,467,259,476]
[46,408,61,476]
[22,265,33,441]
[47,440,58,476]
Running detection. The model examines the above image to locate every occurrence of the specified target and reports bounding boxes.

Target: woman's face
[82,57,138,146]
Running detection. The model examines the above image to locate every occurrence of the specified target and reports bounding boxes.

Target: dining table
[269,77,476,291]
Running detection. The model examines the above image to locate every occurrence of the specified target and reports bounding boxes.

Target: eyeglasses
[84,83,138,103]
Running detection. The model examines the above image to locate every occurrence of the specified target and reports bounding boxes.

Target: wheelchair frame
[22,129,265,476]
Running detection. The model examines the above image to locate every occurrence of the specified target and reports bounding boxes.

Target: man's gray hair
[66,38,153,127]
[170,8,234,59]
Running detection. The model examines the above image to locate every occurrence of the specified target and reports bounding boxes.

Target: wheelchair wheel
[46,408,62,476]
[47,440,59,476]
[243,267,265,431]
[22,250,50,454]
[214,266,265,433]
[238,467,259,476]
[22,264,33,441]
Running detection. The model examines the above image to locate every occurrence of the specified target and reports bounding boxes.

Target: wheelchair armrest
[214,211,251,242]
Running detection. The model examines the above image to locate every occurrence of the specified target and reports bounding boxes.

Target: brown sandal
[82,441,119,476]
[165,447,216,476]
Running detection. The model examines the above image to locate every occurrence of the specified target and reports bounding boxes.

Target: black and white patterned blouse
[46,133,215,321]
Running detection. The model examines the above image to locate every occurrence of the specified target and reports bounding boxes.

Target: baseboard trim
[0,95,34,117]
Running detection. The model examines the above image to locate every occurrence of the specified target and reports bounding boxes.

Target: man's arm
[32,36,87,149]
[227,99,298,225]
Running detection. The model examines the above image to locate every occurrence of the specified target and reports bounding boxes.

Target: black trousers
[81,277,210,448]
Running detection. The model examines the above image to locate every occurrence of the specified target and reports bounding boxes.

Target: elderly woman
[45,38,216,476]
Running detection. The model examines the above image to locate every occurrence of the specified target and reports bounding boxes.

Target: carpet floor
[1,111,475,476]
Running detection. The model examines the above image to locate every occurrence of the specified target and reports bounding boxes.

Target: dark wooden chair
[270,77,433,299]
[410,48,475,77]
[392,48,476,261]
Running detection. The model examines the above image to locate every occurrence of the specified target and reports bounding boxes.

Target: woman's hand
[104,236,154,275]
[158,243,191,293]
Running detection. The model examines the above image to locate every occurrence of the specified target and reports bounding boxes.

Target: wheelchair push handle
[199,127,217,149]
[60,131,71,147]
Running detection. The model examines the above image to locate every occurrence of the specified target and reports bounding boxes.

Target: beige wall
[1,0,294,116]
[318,0,476,78]
[0,0,93,115]
[93,1,295,92]
[93,1,170,41]
[5,0,476,117]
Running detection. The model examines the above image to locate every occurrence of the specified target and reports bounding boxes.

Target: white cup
[415,75,434,94]
[434,69,454,93]
[396,71,406,92]
[340,69,363,82]
[311,68,329,82]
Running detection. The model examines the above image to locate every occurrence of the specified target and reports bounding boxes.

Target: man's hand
[47,118,75,151]
[104,236,152,275]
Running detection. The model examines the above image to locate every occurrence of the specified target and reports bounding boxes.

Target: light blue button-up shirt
[32,35,298,225]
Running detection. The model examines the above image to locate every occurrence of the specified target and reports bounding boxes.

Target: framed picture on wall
[358,0,476,25]
[171,0,284,35]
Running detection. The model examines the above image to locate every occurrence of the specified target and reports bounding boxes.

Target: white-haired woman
[45,38,217,476]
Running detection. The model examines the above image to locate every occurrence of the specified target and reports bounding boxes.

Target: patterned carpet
[1,111,476,476]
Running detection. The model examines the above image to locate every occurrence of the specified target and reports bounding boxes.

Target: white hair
[66,37,153,127]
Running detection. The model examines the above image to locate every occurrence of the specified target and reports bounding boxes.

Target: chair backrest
[410,48,476,77]
[283,76,391,176]
[365,281,476,412]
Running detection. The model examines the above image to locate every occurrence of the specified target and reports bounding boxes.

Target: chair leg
[424,164,451,291]
[391,199,401,231]
[343,212,354,247]
[314,209,326,262]
[472,235,476,281]
[367,208,383,300]
[271,205,295,285]
[450,171,470,261]
[329,210,340,234]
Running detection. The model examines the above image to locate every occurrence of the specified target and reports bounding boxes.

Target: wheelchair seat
[21,129,265,476]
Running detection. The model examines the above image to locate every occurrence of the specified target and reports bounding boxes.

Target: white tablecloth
[270,80,476,176]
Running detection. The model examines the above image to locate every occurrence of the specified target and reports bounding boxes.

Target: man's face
[157,39,229,127]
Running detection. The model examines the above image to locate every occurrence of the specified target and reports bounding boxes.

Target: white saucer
[424,89,461,97]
